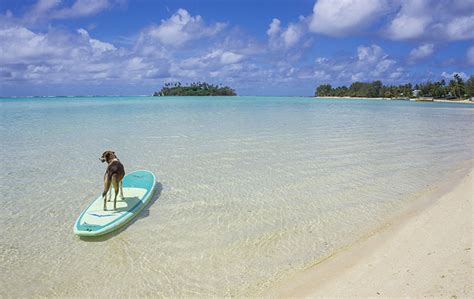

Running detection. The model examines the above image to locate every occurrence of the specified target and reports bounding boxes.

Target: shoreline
[314,96,474,104]
[267,164,473,297]
[2,95,473,105]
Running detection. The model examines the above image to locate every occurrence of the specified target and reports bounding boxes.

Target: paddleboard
[74,170,156,236]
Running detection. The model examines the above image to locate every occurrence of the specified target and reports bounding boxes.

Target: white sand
[269,168,473,297]
[314,96,474,104]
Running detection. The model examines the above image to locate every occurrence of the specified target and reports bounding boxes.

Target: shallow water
[1,96,473,297]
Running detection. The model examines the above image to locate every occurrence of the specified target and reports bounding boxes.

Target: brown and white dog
[100,150,125,211]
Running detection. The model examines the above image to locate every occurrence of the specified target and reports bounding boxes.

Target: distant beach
[315,96,474,104]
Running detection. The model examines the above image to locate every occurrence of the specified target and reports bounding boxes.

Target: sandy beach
[314,96,389,100]
[314,96,474,104]
[433,99,474,104]
[268,166,473,298]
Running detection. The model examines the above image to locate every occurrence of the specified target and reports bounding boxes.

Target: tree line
[154,82,236,96]
[315,74,474,99]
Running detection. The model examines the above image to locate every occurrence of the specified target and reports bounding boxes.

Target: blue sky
[1,0,473,96]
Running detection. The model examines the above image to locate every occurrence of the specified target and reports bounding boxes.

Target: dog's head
[100,150,117,163]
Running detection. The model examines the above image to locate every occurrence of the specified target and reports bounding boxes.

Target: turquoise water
[1,96,473,297]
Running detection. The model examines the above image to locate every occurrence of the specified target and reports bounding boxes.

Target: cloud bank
[0,0,472,96]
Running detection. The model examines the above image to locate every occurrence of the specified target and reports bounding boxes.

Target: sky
[0,0,473,96]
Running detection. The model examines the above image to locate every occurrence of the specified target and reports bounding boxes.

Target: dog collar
[111,158,119,162]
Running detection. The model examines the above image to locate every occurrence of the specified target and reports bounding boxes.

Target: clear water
[1,96,473,297]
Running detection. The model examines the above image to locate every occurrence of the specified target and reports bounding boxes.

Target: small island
[153,82,236,96]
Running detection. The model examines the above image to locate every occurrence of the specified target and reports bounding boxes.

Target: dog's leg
[112,175,119,210]
[120,180,124,199]
[102,176,111,211]
[103,194,107,211]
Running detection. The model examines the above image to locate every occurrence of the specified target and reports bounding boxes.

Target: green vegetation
[154,82,236,96]
[466,76,474,98]
[315,74,474,99]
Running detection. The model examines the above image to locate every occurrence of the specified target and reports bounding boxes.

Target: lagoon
[0,96,473,297]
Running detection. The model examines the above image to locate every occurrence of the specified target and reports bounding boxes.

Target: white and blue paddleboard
[74,170,156,237]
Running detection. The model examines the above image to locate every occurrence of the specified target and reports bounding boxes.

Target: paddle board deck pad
[74,170,156,236]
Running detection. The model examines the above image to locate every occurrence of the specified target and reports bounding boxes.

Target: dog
[100,150,125,211]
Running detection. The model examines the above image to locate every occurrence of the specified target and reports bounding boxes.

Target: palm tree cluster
[315,74,474,99]
[154,82,236,96]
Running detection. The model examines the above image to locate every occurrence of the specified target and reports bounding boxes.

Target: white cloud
[143,9,225,47]
[356,45,397,77]
[282,23,304,47]
[310,44,404,84]
[306,0,474,42]
[24,0,61,23]
[386,0,474,41]
[357,44,384,64]
[408,43,434,61]
[467,46,474,65]
[309,0,389,36]
[386,0,431,40]
[314,70,329,79]
[0,23,151,84]
[54,0,110,19]
[267,17,306,49]
[23,0,114,23]
[1,7,251,90]
[179,49,245,71]
[0,26,63,64]
[272,44,407,85]
[445,16,474,40]
[220,51,244,64]
[77,28,116,53]
[267,18,280,36]
[386,15,431,40]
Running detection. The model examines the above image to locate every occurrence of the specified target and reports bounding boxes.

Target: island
[153,82,236,96]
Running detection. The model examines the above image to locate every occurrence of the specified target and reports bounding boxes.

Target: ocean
[1,96,473,296]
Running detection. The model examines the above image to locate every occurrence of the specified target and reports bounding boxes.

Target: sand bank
[314,96,388,100]
[433,99,474,104]
[268,167,473,298]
